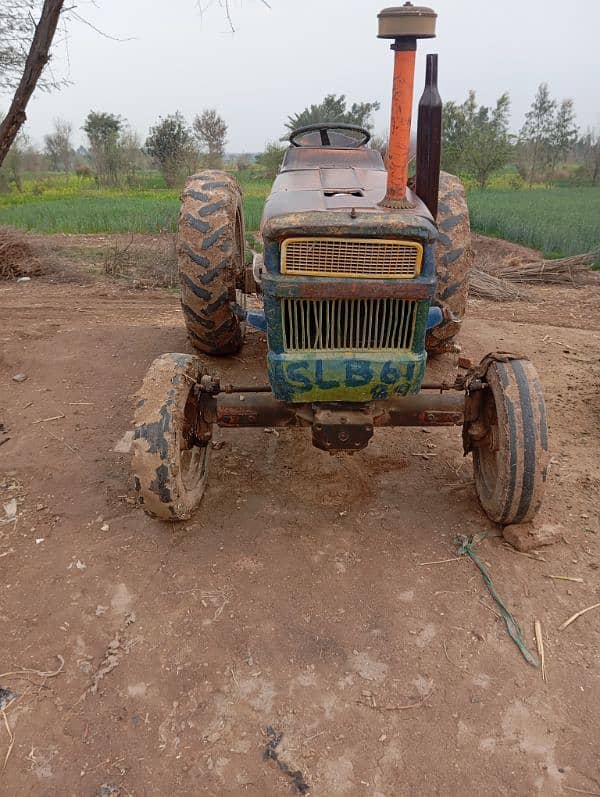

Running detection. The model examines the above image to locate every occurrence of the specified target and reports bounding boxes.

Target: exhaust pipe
[377,3,437,210]
[416,53,442,218]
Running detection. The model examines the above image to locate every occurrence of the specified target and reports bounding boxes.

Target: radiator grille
[282,298,417,352]
[281,237,422,279]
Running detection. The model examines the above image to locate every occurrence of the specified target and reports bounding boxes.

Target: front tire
[132,353,210,520]
[470,358,549,525]
[178,170,245,355]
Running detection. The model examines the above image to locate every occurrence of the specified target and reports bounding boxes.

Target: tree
[20,137,45,172]
[0,1,269,168]
[0,129,28,191]
[1,1,61,92]
[440,100,468,175]
[369,133,388,162]
[579,129,600,186]
[518,83,557,184]
[441,90,512,188]
[549,98,578,171]
[235,154,251,172]
[193,109,227,168]
[465,92,512,189]
[519,85,580,182]
[44,117,72,171]
[255,142,286,179]
[145,112,196,187]
[120,128,149,186]
[83,111,123,185]
[285,94,381,134]
[0,0,65,167]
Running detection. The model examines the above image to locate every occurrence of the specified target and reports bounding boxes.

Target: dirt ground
[1,234,599,797]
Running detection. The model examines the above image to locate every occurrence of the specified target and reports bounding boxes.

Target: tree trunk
[529,140,538,187]
[0,0,65,167]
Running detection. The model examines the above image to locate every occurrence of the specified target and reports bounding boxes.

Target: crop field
[0,193,179,234]
[468,186,600,259]
[0,174,598,262]
[0,174,269,234]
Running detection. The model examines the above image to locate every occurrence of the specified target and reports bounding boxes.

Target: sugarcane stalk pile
[470,247,599,301]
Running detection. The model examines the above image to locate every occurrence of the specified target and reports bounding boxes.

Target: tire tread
[178,170,244,355]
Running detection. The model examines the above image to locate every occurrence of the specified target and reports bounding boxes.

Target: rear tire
[471,358,549,525]
[178,170,245,355]
[132,353,209,521]
[426,171,473,354]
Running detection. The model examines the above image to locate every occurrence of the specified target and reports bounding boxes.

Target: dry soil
[0,235,599,796]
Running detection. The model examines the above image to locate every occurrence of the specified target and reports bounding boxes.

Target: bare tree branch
[0,0,272,167]
[223,0,235,33]
[197,0,271,33]
[0,0,65,166]
[69,10,136,42]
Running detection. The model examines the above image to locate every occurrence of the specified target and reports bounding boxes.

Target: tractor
[132,4,548,526]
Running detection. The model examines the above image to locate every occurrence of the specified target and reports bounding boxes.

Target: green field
[0,174,598,262]
[468,186,600,258]
[0,194,179,234]
[0,193,266,234]
[0,174,269,234]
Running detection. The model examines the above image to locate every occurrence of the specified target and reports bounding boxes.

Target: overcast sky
[15,0,600,152]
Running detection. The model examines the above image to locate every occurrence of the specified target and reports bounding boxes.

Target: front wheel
[132,353,210,520]
[468,356,549,525]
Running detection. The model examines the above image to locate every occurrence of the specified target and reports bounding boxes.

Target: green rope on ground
[455,533,539,668]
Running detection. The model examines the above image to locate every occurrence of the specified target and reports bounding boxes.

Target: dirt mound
[0,227,48,280]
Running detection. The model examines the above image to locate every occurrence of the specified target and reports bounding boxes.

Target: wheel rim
[179,381,209,493]
[474,391,500,499]
[179,445,209,492]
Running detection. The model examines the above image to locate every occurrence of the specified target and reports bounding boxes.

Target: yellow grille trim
[281,237,423,279]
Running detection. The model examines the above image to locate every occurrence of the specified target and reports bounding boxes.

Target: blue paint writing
[315,360,340,390]
[345,360,373,387]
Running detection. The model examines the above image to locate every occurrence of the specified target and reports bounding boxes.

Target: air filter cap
[378,3,437,39]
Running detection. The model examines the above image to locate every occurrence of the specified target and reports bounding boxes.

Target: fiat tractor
[132,4,548,526]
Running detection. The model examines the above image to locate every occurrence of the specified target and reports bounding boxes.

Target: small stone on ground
[503,521,563,552]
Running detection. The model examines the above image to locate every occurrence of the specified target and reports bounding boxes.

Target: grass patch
[0,172,271,234]
[468,186,600,260]
[0,196,179,234]
[243,196,266,231]
[0,191,267,234]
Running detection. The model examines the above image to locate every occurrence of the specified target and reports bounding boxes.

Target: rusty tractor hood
[260,146,435,241]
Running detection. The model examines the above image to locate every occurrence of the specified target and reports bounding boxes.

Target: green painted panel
[267,351,427,403]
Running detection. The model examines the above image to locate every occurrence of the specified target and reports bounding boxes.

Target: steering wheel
[289,123,371,148]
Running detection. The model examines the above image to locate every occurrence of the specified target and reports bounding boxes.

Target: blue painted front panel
[261,237,436,404]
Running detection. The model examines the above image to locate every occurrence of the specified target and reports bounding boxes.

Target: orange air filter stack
[378,4,437,209]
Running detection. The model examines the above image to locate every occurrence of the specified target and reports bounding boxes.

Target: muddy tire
[471,359,548,525]
[132,353,209,521]
[426,171,474,354]
[178,170,245,355]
